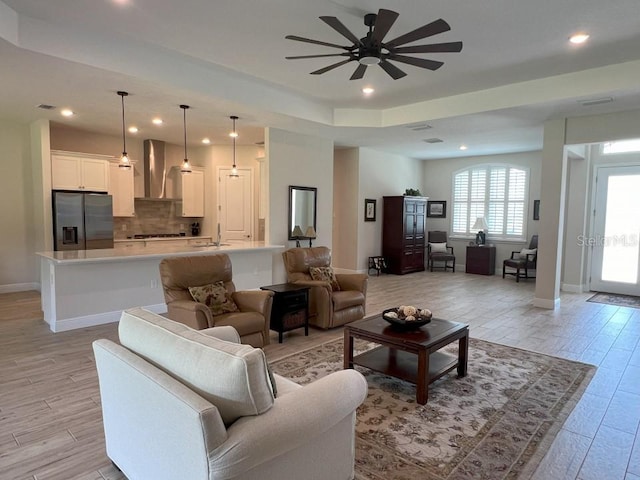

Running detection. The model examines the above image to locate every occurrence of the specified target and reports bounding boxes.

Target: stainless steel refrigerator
[52,191,114,250]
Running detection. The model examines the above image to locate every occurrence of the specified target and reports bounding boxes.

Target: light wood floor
[1,271,639,480]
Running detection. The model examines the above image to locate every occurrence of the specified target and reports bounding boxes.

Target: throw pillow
[519,248,537,259]
[188,281,239,316]
[429,242,448,253]
[309,266,341,291]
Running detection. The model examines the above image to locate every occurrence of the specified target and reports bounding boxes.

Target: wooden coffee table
[343,315,469,405]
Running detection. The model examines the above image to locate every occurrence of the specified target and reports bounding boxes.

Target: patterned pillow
[309,266,341,291]
[188,281,239,316]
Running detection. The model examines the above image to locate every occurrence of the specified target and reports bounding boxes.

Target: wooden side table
[465,245,496,275]
[260,283,310,343]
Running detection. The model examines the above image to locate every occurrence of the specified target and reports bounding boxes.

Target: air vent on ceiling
[37,104,56,110]
[255,141,265,146]
[405,122,432,131]
[578,97,614,107]
[423,138,443,144]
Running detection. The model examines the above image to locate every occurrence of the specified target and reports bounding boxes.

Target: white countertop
[113,236,212,243]
[36,241,285,265]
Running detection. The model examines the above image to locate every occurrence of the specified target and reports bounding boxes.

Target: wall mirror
[288,185,317,240]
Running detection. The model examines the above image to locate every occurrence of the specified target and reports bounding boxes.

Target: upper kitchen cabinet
[109,161,135,217]
[51,152,110,192]
[170,166,205,217]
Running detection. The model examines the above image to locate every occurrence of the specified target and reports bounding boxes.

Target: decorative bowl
[382,306,432,330]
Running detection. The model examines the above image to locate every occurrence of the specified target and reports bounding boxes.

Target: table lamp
[305,226,317,247]
[472,217,488,245]
[292,225,304,247]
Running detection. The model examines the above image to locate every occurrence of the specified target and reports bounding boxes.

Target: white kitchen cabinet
[109,162,135,217]
[172,167,205,217]
[51,153,110,192]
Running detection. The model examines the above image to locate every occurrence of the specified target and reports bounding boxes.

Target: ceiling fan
[285,9,463,80]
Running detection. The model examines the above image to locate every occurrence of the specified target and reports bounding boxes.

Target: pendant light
[229,115,239,178]
[180,104,192,173]
[117,91,131,170]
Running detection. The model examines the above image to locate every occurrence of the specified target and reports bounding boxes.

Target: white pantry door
[217,168,253,241]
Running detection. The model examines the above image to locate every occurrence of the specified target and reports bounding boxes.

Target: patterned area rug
[587,292,640,309]
[270,338,595,480]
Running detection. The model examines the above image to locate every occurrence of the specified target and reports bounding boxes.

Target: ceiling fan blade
[286,53,351,60]
[387,55,444,71]
[310,58,354,75]
[393,41,463,54]
[319,16,362,46]
[371,9,399,44]
[379,60,407,80]
[350,63,368,80]
[384,18,451,48]
[285,35,350,50]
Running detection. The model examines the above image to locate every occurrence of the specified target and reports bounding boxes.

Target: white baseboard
[533,297,561,310]
[51,303,166,333]
[561,283,585,293]
[0,282,40,294]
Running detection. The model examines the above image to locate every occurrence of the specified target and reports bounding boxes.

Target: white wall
[422,151,542,271]
[357,148,424,272]
[0,119,39,291]
[266,127,334,283]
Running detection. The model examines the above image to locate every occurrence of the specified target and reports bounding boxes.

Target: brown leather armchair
[159,254,273,347]
[282,247,368,329]
[503,235,538,282]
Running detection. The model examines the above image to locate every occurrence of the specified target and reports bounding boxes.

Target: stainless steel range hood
[138,139,169,200]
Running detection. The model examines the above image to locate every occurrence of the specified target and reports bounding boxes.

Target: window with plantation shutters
[451,164,529,240]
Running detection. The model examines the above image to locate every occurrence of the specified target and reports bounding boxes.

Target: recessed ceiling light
[459,145,468,151]
[202,138,211,144]
[60,109,74,117]
[128,126,138,133]
[152,118,163,125]
[569,33,589,44]
[362,87,375,95]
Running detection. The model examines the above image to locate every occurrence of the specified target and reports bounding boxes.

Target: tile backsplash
[113,199,203,239]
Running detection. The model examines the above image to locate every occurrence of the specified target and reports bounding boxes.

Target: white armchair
[93,308,367,480]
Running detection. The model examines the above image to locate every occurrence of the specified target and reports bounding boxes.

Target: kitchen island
[37,242,284,332]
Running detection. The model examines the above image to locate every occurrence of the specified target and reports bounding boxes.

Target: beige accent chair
[94,308,367,480]
[159,254,273,347]
[282,247,368,329]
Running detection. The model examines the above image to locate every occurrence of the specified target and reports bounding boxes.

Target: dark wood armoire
[382,196,428,274]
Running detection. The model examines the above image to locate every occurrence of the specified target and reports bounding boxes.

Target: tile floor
[0,270,639,479]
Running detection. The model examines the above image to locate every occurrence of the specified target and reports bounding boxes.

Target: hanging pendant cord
[120,93,127,154]
[183,107,187,159]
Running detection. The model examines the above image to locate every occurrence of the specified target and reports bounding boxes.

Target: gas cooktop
[132,233,186,239]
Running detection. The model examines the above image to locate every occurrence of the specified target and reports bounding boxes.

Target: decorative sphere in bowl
[382,306,432,330]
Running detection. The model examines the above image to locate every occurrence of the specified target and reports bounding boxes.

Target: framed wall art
[427,200,446,218]
[364,198,376,222]
[533,199,540,221]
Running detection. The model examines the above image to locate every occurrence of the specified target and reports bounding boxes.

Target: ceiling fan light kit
[285,8,462,80]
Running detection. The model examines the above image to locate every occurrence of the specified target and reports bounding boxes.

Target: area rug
[587,292,640,309]
[270,338,595,480]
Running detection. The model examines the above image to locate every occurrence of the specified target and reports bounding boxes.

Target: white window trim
[450,163,530,242]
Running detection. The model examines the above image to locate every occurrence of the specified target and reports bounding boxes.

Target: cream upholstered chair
[94,308,367,480]
[282,247,367,329]
[159,254,273,347]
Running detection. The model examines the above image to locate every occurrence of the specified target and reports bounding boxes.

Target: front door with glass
[590,165,640,295]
